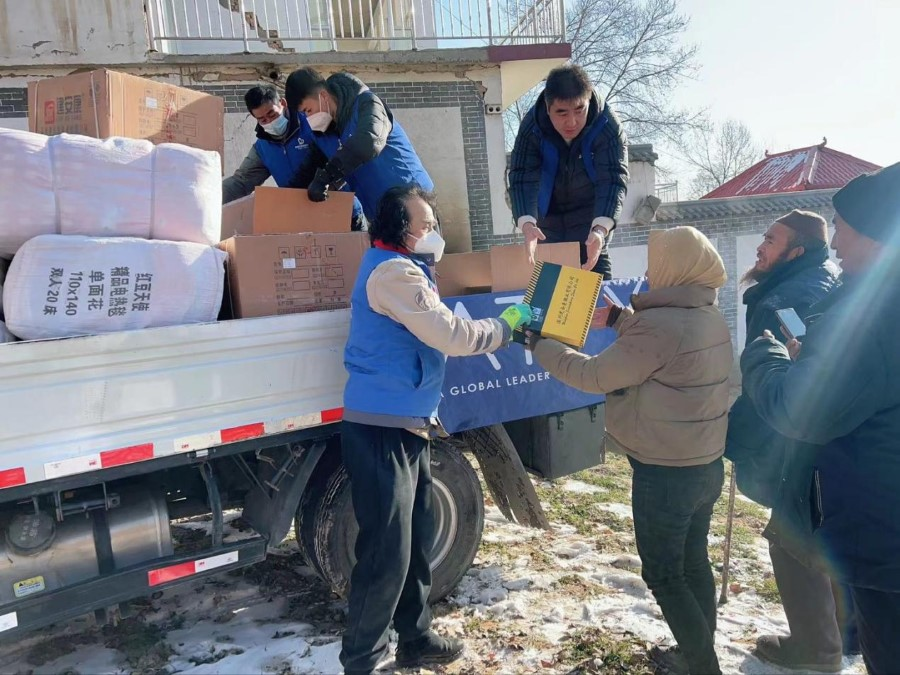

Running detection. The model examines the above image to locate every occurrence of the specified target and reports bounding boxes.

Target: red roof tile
[701,143,881,199]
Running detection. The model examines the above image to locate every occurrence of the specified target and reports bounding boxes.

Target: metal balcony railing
[655,182,679,204]
[145,0,566,54]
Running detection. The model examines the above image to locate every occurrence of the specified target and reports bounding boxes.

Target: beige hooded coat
[533,227,733,466]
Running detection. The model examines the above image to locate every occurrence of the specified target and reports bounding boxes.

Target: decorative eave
[656,188,838,223]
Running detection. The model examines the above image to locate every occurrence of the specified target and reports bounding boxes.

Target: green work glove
[499,303,533,331]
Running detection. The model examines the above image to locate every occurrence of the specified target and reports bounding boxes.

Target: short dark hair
[285,67,327,113]
[244,85,280,113]
[370,184,439,247]
[544,64,593,106]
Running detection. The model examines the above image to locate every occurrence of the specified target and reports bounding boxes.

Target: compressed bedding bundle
[3,235,226,340]
[0,128,222,256]
[0,321,14,343]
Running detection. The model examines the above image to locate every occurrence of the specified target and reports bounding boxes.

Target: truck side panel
[0,312,350,493]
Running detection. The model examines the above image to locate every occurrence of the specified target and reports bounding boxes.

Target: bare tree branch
[677,119,762,198]
[504,0,701,148]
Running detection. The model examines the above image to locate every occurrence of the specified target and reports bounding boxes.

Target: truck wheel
[295,441,484,602]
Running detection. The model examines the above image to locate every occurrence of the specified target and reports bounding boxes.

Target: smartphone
[775,308,806,340]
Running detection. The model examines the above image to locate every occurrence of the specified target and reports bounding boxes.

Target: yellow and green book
[514,262,603,349]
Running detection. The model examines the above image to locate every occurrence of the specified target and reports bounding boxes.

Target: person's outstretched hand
[523,222,546,266]
[499,303,533,332]
[307,169,330,202]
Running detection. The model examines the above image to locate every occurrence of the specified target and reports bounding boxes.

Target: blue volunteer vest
[254,125,312,187]
[535,111,608,217]
[256,117,363,220]
[343,248,446,418]
[321,91,434,221]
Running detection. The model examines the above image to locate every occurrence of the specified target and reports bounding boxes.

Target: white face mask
[307,112,333,132]
[409,230,446,262]
[262,113,288,137]
[306,93,333,132]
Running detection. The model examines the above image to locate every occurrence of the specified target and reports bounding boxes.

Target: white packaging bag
[3,235,226,340]
[0,128,222,256]
[0,257,8,318]
[0,320,15,343]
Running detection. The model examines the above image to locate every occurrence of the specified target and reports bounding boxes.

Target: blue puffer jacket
[742,269,900,590]
[726,249,840,506]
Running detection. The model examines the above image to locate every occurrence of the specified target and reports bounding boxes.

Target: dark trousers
[768,540,857,659]
[630,456,724,675]
[339,421,435,674]
[539,226,612,279]
[850,586,900,675]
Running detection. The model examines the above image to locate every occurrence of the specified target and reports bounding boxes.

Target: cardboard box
[221,193,256,239]
[435,251,491,297]
[28,69,225,164]
[219,232,369,318]
[490,242,581,292]
[220,187,355,240]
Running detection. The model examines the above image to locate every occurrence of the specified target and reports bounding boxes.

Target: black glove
[307,169,330,202]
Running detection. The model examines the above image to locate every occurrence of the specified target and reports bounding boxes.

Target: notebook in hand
[514,261,603,349]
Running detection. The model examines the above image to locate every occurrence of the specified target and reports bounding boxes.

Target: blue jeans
[630,456,724,675]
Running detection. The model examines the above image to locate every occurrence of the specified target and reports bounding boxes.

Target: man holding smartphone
[741,162,900,674]
[726,210,852,672]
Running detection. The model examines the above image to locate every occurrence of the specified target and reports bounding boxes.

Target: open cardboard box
[220,186,356,240]
[436,242,581,296]
[219,186,364,318]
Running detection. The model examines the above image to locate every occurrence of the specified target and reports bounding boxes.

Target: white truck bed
[0,311,350,494]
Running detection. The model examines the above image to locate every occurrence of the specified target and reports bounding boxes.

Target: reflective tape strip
[264,413,322,434]
[148,551,239,587]
[100,444,154,468]
[16,407,342,490]
[321,407,343,423]
[220,423,266,444]
[0,611,17,632]
[0,468,26,489]
[45,454,102,480]
[173,431,221,454]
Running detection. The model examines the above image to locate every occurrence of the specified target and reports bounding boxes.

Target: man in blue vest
[340,184,531,674]
[283,68,434,222]
[508,64,629,278]
[222,85,364,229]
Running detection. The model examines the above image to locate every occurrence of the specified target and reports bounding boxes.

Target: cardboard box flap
[435,251,491,297]
[252,186,355,235]
[221,193,256,239]
[490,242,581,292]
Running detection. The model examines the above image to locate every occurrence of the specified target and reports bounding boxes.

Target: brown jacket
[534,285,733,466]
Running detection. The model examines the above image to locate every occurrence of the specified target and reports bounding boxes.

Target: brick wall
[0,88,27,118]
[610,190,837,344]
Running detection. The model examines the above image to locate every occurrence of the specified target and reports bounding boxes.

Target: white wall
[0,0,147,66]
[485,113,514,236]
[620,159,656,225]
[397,107,471,253]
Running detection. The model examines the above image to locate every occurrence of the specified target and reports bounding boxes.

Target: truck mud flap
[457,424,550,530]
[0,537,267,639]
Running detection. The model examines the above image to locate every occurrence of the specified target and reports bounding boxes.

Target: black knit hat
[284,67,326,113]
[832,162,900,246]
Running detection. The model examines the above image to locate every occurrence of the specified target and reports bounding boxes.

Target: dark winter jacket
[726,249,840,506]
[508,90,628,275]
[741,267,900,591]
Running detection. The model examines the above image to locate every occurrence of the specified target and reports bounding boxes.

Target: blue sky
[669,0,899,168]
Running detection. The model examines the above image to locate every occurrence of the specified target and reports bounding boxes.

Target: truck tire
[295,441,484,602]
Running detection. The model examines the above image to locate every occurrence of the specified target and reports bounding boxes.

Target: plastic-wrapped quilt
[0,128,222,256]
[3,235,226,340]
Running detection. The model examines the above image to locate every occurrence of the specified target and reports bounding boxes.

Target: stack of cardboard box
[219,187,369,318]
